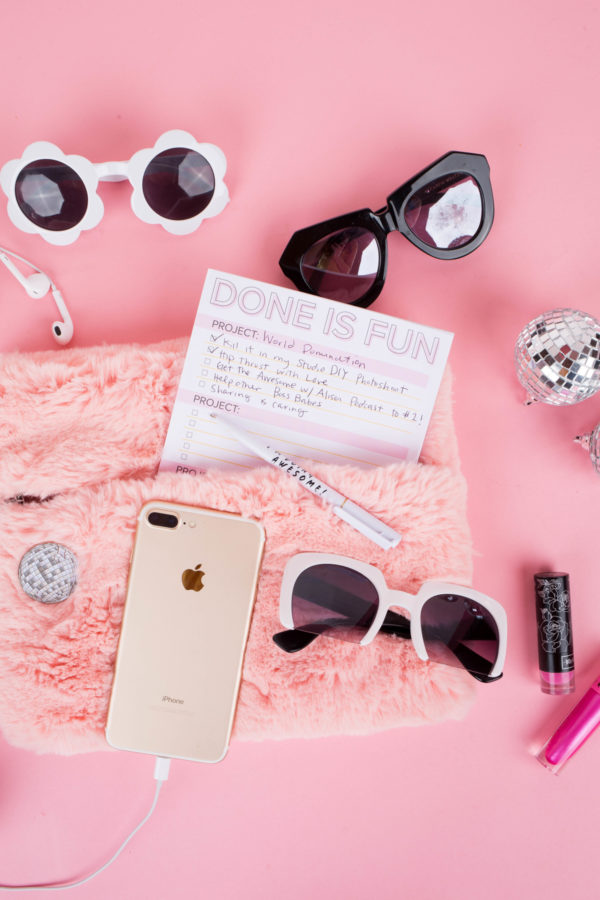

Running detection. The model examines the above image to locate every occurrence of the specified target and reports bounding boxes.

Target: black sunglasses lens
[142,147,215,220]
[404,174,482,250]
[421,594,499,676]
[15,159,88,232]
[291,564,379,643]
[299,226,380,304]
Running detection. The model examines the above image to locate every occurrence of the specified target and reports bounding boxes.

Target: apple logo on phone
[181,564,205,592]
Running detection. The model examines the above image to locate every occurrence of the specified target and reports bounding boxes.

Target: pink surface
[0,0,599,897]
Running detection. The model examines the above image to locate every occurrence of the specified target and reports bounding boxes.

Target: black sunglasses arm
[379,609,411,637]
[470,670,503,683]
[272,629,320,653]
[272,610,503,682]
[272,610,412,654]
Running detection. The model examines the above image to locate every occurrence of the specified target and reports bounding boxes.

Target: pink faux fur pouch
[0,339,475,755]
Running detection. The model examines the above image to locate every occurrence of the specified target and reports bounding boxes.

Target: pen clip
[332,505,399,551]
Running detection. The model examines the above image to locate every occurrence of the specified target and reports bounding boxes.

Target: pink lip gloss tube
[537,674,600,773]
[534,572,575,694]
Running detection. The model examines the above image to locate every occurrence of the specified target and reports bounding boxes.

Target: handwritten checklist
[159,270,453,474]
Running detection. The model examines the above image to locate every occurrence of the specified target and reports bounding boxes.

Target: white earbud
[23,270,52,298]
[0,246,74,345]
[50,288,74,344]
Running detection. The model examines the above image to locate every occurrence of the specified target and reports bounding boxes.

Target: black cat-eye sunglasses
[279,151,494,309]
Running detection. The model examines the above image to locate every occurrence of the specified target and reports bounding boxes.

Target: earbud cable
[0,756,171,892]
[0,245,54,288]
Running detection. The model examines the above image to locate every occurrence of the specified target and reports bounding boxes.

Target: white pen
[210,412,401,551]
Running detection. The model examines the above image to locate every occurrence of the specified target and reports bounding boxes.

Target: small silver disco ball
[18,543,78,604]
[514,308,600,405]
[575,423,600,475]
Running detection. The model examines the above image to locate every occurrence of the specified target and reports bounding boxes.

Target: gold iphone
[106,501,264,763]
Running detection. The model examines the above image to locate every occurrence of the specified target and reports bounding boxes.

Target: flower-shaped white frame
[279,552,507,679]
[0,142,103,246]
[0,130,229,245]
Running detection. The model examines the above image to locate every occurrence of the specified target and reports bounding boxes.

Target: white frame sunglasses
[275,552,507,682]
[0,130,228,245]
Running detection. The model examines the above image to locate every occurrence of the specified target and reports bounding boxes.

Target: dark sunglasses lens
[142,148,215,220]
[15,159,88,232]
[421,594,499,676]
[291,564,379,643]
[300,226,380,304]
[404,174,482,250]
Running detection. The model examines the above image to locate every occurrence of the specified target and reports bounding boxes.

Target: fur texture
[0,339,475,754]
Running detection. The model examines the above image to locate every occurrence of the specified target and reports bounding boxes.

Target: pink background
[0,0,599,897]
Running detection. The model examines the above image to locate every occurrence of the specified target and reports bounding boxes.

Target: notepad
[159,270,453,474]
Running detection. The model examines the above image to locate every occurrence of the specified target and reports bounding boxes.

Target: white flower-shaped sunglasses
[0,130,228,245]
[273,553,507,683]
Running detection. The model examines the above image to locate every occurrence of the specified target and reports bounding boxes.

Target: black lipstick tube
[534,572,575,695]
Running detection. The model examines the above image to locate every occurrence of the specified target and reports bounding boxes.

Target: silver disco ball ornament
[514,308,600,405]
[575,423,600,474]
[18,542,78,604]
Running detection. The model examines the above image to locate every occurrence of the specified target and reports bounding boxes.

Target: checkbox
[180,453,188,460]
[183,442,190,449]
[198,380,205,387]
[191,409,198,416]
[186,431,193,438]
[188,420,195,428]
[203,357,211,365]
[201,369,208,377]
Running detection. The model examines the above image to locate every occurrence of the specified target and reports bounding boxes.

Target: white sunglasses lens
[15,159,88,231]
[291,564,379,643]
[421,594,499,675]
[142,148,215,221]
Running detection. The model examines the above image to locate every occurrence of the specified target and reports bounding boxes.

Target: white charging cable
[0,756,171,892]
